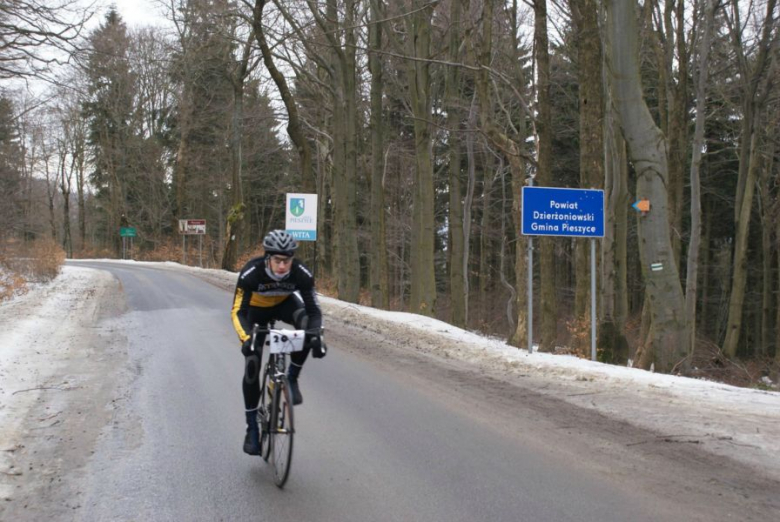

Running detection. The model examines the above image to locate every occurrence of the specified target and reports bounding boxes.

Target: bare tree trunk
[77,165,85,250]
[496,159,516,335]
[700,200,712,331]
[479,165,494,320]
[571,0,604,351]
[44,159,57,241]
[600,93,630,364]
[318,0,361,302]
[470,0,529,348]
[760,170,773,357]
[369,0,389,309]
[315,138,330,276]
[254,0,318,268]
[606,0,688,373]
[722,0,777,359]
[660,0,689,264]
[174,97,191,223]
[760,107,780,357]
[222,80,246,271]
[685,0,716,358]
[406,0,437,315]
[58,142,73,258]
[70,119,86,252]
[222,31,256,271]
[342,0,360,302]
[464,96,478,325]
[534,0,557,352]
[253,0,313,190]
[776,211,780,367]
[724,124,763,358]
[446,0,466,326]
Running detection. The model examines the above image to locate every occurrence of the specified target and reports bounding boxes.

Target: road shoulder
[0,266,129,519]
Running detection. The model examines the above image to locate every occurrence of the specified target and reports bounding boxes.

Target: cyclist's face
[269,254,293,276]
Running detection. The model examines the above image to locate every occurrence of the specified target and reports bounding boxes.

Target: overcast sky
[102,0,169,28]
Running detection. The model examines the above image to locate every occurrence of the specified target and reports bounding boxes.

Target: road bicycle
[251,322,304,488]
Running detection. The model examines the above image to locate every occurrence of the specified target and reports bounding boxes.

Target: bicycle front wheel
[270,376,294,488]
[259,368,272,462]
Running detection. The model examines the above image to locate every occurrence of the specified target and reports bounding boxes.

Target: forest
[1,0,779,383]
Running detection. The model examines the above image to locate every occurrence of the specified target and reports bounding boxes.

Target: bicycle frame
[251,322,298,487]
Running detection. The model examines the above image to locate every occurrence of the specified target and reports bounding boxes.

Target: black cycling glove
[241,337,254,356]
[308,335,327,358]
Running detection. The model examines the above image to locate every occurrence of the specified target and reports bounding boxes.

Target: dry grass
[139,237,219,268]
[689,338,779,389]
[235,246,265,270]
[0,237,66,302]
[72,245,115,259]
[140,240,184,263]
[0,266,27,301]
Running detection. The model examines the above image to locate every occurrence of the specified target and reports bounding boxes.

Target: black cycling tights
[243,296,310,410]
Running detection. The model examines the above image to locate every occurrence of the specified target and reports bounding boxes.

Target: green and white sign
[285,193,318,241]
[120,227,137,237]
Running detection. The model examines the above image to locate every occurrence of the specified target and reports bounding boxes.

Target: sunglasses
[270,255,293,265]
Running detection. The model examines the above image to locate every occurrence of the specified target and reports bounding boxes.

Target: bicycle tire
[259,367,272,462]
[271,375,294,488]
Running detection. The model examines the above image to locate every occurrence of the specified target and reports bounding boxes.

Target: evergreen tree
[82,9,137,254]
[0,97,23,241]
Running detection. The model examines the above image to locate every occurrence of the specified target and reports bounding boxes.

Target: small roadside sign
[120,227,137,237]
[285,193,318,241]
[522,187,605,238]
[178,219,206,235]
[632,199,650,213]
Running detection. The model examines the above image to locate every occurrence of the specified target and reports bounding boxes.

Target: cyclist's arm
[294,261,322,332]
[231,273,254,343]
[299,285,322,332]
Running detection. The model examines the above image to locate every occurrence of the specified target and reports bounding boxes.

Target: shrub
[0,237,64,300]
[25,237,66,282]
[141,240,182,262]
[0,266,27,302]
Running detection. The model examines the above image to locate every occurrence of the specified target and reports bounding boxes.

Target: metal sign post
[591,238,597,361]
[521,187,605,360]
[119,227,137,260]
[528,236,533,354]
[179,219,206,266]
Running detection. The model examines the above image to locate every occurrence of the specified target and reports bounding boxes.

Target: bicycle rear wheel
[270,376,294,488]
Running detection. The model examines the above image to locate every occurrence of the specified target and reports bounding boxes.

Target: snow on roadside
[66,260,780,480]
[0,266,114,498]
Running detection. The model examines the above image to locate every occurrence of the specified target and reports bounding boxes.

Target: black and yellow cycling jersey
[231,255,322,343]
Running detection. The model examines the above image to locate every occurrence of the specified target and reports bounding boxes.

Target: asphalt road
[56,262,774,522]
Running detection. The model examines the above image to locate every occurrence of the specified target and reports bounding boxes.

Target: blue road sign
[288,230,317,240]
[522,187,604,237]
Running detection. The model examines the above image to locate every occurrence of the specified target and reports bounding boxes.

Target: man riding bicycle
[231,230,326,456]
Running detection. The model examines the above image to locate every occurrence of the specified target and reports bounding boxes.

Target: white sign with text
[285,193,318,241]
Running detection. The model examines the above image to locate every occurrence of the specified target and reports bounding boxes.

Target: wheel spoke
[271,378,294,487]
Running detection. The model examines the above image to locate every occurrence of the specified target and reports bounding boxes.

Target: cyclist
[231,229,326,456]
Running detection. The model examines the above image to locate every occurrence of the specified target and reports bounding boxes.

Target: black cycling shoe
[243,431,260,455]
[243,410,260,455]
[288,377,303,406]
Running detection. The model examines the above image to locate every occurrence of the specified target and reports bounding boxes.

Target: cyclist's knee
[292,308,308,330]
[244,354,260,384]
